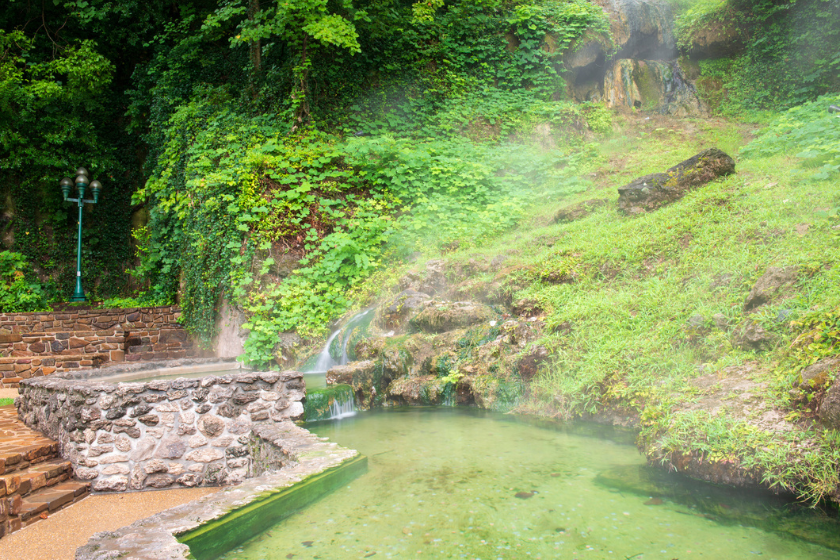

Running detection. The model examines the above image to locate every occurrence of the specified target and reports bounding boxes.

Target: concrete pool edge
[179,454,368,560]
[75,436,363,559]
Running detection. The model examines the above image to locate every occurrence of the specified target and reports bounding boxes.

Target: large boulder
[603,59,706,116]
[744,266,799,311]
[617,148,735,213]
[800,357,840,390]
[410,301,496,334]
[375,289,432,332]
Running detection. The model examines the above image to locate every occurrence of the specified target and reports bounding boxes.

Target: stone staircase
[0,405,90,538]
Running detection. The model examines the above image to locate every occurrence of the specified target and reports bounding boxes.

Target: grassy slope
[398,111,840,503]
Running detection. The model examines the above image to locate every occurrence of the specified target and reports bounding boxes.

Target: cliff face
[560,0,707,116]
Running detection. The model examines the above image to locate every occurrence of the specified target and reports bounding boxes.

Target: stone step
[1,459,70,497]
[0,442,59,474]
[0,406,90,538]
[18,480,90,523]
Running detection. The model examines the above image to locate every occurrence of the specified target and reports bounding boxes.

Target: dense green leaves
[741,93,840,180]
[0,251,50,313]
[677,0,840,112]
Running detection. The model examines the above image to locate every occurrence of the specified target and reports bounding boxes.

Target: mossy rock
[304,385,354,422]
[410,301,496,334]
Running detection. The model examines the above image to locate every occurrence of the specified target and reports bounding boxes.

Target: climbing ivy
[128,0,609,364]
[0,252,52,313]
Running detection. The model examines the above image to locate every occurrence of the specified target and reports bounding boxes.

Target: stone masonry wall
[0,306,202,388]
[0,306,181,334]
[16,371,305,492]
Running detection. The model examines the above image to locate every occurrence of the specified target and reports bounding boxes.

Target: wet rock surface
[617,147,735,213]
[603,59,706,116]
[409,301,496,333]
[323,293,545,411]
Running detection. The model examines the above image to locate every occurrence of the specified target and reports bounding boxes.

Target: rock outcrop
[682,19,746,59]
[744,266,799,311]
[562,0,710,115]
[617,148,735,213]
[553,198,609,223]
[603,59,706,115]
[410,301,496,333]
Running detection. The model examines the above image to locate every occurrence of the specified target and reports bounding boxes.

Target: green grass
[0,398,14,407]
[389,107,840,503]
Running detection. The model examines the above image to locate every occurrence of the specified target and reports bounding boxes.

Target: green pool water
[217,408,840,560]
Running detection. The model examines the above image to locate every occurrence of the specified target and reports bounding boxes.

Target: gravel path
[0,487,217,560]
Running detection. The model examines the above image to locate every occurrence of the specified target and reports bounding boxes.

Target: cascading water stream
[301,309,374,420]
[303,309,373,374]
[327,395,357,420]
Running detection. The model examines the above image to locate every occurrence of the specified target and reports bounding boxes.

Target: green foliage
[678,0,840,112]
[129,0,610,365]
[0,251,50,313]
[136,85,597,366]
[774,307,840,392]
[99,291,169,309]
[740,93,840,180]
[0,0,178,301]
[645,411,840,504]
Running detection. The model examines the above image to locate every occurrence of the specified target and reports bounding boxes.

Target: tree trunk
[248,0,261,73]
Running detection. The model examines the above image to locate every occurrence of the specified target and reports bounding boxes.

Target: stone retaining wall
[16,370,305,492]
[0,306,181,334]
[0,306,202,388]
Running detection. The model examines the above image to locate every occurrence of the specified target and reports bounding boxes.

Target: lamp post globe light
[59,167,103,302]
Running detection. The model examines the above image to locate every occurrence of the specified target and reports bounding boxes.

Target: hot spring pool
[216,407,840,560]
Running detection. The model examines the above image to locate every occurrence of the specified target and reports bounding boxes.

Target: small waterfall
[309,329,343,373]
[304,384,357,422]
[302,309,373,421]
[328,391,357,420]
[302,309,374,373]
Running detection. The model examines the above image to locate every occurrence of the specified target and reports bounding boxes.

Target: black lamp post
[60,168,103,302]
